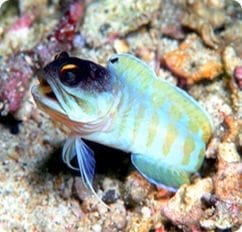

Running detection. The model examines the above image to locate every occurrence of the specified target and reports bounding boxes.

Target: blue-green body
[32,52,213,194]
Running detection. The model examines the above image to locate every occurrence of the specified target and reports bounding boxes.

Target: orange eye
[59,64,81,87]
[60,64,78,72]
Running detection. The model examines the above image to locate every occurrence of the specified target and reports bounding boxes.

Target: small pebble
[141,206,151,219]
[73,34,86,49]
[73,177,93,202]
[92,223,102,232]
[102,177,120,204]
[113,39,130,53]
[124,172,153,206]
[102,189,118,204]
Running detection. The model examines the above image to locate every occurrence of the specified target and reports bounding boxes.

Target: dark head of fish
[43,52,112,92]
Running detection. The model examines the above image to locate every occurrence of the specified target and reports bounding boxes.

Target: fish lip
[31,80,66,115]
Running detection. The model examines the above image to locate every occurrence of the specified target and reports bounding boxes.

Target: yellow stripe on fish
[146,112,159,148]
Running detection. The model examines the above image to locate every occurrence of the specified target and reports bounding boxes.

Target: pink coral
[0,54,33,113]
[55,1,85,43]
[8,11,35,31]
[0,0,85,114]
[234,66,242,89]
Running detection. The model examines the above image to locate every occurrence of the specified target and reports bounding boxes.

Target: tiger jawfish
[32,52,213,198]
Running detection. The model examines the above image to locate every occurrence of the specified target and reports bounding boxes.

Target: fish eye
[59,64,81,86]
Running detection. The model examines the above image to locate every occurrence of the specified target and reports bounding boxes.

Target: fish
[32,51,213,198]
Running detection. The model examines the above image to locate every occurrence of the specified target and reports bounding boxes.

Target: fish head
[32,52,117,124]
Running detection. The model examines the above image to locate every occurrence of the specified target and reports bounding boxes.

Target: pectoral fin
[62,137,109,207]
[62,137,96,194]
[131,153,191,191]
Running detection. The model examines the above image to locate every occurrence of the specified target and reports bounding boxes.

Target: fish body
[32,52,213,193]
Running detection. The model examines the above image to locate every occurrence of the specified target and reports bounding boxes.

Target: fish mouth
[32,74,66,115]
[39,77,56,99]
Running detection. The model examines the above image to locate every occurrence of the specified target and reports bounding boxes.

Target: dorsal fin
[107,53,157,90]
